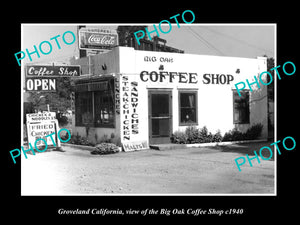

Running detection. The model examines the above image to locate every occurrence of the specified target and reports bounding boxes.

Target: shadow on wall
[245,72,269,139]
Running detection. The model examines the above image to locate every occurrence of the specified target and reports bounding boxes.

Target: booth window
[75,92,93,126]
[179,91,197,125]
[94,91,115,127]
[75,79,115,128]
[233,90,250,124]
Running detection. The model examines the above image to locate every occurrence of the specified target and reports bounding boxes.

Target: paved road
[21,142,275,195]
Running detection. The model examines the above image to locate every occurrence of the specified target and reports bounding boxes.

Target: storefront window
[179,91,197,125]
[75,79,115,127]
[94,91,115,127]
[233,90,250,124]
[75,92,93,126]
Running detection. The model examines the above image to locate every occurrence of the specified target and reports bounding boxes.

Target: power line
[201,26,274,55]
[185,27,213,53]
[185,27,225,56]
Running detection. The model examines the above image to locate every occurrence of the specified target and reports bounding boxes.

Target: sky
[162,24,275,58]
[21,23,275,65]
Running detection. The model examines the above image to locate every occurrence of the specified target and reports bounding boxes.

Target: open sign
[26,78,56,91]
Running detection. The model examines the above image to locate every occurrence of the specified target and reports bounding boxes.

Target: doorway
[148,90,172,144]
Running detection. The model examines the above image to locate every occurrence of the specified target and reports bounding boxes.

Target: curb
[62,139,268,152]
[61,143,95,151]
[61,143,123,153]
[150,139,268,150]
[186,139,268,148]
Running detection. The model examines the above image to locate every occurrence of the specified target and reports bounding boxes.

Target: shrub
[212,130,222,142]
[222,128,244,141]
[196,126,216,143]
[198,126,208,143]
[99,133,122,147]
[171,124,263,144]
[185,126,199,143]
[171,126,223,144]
[91,143,120,155]
[222,123,263,142]
[100,134,110,143]
[222,131,232,142]
[70,133,94,146]
[170,131,188,144]
[231,128,245,141]
[244,123,263,140]
[57,115,69,126]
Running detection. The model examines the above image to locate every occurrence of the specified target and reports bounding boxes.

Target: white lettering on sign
[26,65,80,77]
[88,35,116,45]
[26,78,56,91]
[58,67,78,76]
[28,66,54,76]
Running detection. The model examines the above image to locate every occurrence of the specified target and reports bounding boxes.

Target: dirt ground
[21,141,275,195]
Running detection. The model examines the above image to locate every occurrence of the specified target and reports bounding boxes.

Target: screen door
[148,90,172,144]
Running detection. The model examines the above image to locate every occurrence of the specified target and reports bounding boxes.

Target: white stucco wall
[117,47,268,143]
[73,47,268,145]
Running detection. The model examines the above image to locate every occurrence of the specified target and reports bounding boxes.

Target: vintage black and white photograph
[20,23,276,195]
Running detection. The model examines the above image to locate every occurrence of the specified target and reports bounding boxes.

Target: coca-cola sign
[88,34,116,45]
[79,29,118,50]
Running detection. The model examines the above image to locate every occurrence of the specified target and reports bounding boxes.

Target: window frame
[75,78,116,128]
[93,90,115,128]
[178,90,198,126]
[75,91,93,127]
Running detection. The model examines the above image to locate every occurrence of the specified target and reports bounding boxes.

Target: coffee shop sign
[140,71,235,85]
[26,65,80,77]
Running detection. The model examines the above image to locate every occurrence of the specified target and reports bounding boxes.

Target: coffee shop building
[71,46,268,150]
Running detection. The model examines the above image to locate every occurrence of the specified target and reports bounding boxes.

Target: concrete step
[149,143,186,150]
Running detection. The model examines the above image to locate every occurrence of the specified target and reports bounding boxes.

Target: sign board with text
[26,112,60,148]
[26,112,56,123]
[25,65,81,77]
[25,78,56,92]
[79,28,118,51]
[122,140,149,152]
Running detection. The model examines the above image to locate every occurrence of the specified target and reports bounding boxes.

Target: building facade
[71,46,268,149]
